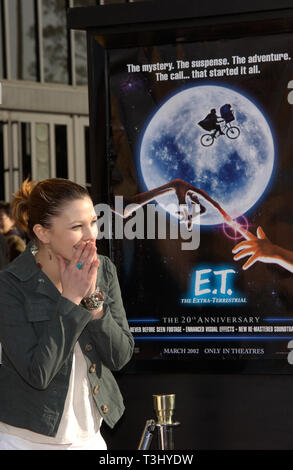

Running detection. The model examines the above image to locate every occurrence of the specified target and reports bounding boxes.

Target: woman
[0,178,134,450]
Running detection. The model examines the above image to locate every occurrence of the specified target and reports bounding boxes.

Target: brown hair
[11,178,90,240]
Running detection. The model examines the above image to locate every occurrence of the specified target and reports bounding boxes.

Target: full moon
[139,85,275,225]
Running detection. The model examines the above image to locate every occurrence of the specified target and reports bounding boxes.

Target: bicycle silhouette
[200,121,240,147]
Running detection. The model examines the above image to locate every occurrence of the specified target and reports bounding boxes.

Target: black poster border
[68,1,293,375]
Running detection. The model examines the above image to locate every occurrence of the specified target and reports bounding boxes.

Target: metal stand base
[138,419,180,450]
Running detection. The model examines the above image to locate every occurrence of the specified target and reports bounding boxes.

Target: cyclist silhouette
[198,104,240,147]
[198,108,224,137]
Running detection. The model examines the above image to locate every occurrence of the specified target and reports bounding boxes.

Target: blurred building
[0,0,145,201]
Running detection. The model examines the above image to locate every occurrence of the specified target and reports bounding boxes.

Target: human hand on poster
[232,226,293,273]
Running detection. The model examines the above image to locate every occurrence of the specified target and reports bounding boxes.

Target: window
[0,0,152,85]
[21,123,32,181]
[42,0,69,84]
[74,0,97,85]
[8,0,38,81]
[0,0,4,79]
[35,122,50,180]
[55,124,68,178]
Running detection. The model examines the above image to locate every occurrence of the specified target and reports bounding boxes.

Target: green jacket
[0,242,134,437]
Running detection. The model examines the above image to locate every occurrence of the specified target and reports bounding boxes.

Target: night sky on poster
[105,32,293,373]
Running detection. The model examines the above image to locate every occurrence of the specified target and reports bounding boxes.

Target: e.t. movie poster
[104,32,293,372]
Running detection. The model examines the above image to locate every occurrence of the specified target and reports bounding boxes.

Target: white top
[0,343,106,449]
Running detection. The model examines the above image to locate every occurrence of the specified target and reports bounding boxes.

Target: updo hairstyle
[11,178,90,240]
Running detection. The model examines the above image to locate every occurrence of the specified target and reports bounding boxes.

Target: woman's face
[42,197,98,261]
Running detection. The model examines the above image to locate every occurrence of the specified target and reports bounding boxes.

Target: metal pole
[137,419,156,450]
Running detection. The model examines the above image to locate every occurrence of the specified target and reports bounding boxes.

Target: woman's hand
[57,241,99,305]
[78,241,100,298]
[232,226,279,270]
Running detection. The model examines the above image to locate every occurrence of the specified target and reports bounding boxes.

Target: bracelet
[82,287,104,311]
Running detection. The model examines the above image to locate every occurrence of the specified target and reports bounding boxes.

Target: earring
[31,242,38,256]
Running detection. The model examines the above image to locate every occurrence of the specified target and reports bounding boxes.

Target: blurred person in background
[0,201,26,262]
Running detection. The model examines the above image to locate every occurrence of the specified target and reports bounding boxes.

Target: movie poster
[102,32,293,372]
